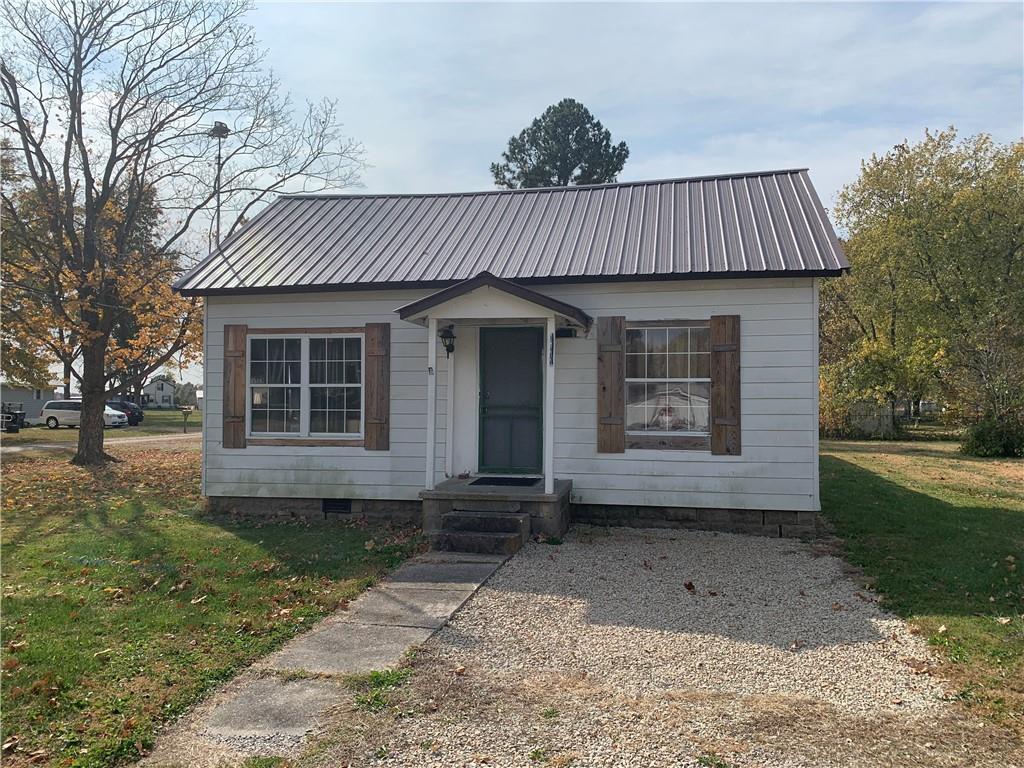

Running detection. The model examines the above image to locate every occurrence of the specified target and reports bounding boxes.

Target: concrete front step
[450,499,523,514]
[442,509,531,537]
[430,530,524,556]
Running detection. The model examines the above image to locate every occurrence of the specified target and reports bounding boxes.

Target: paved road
[1,431,201,454]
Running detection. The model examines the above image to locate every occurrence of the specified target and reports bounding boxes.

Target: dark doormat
[469,476,540,487]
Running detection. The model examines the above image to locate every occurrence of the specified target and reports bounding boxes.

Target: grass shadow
[820,454,1022,620]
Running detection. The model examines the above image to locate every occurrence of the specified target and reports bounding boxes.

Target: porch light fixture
[438,325,456,358]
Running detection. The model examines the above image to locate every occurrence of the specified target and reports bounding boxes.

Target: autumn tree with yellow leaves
[1,0,362,464]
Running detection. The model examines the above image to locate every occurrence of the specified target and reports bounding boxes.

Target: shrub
[960,417,1024,457]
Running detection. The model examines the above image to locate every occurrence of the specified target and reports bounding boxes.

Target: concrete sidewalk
[1,431,201,454]
[142,550,506,764]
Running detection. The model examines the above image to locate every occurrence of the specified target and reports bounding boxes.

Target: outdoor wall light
[438,325,456,357]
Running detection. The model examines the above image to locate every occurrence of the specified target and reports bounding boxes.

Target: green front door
[478,326,543,473]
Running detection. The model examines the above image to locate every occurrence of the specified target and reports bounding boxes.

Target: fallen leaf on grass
[996,617,1012,625]
[92,648,113,660]
[937,624,947,634]
[6,641,26,652]
[189,595,207,605]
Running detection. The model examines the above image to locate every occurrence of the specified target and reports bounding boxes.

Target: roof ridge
[279,168,811,202]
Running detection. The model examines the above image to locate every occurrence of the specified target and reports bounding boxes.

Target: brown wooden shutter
[364,322,391,450]
[596,315,625,453]
[223,324,248,449]
[710,314,741,455]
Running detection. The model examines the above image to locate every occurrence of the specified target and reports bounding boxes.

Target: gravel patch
[312,526,977,768]
[434,526,944,714]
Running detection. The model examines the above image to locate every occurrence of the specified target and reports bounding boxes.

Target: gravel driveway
[309,527,1020,768]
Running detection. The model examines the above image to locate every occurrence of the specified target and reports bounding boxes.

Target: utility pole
[207,121,230,247]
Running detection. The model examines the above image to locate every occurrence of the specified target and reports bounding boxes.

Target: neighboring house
[142,375,178,408]
[0,382,58,423]
[174,169,848,544]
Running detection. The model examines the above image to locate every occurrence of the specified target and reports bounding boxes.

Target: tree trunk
[62,359,73,399]
[72,337,108,466]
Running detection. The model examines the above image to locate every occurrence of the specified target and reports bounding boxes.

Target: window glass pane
[269,388,286,408]
[251,411,268,433]
[267,361,284,384]
[666,328,688,353]
[647,383,689,432]
[285,338,300,360]
[647,328,668,353]
[310,338,326,361]
[327,410,345,433]
[250,387,268,407]
[327,338,345,360]
[344,361,361,384]
[625,354,644,378]
[310,361,325,384]
[323,361,342,384]
[691,353,710,379]
[249,361,267,385]
[267,338,284,361]
[690,327,710,353]
[625,329,644,354]
[689,382,711,409]
[345,412,361,433]
[646,352,666,378]
[310,411,327,433]
[626,382,647,408]
[286,361,301,384]
[690,407,710,432]
[310,387,326,409]
[344,337,361,360]
[266,410,286,432]
[345,387,361,409]
[667,355,687,379]
[250,338,267,360]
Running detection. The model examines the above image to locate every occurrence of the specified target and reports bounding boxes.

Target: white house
[174,170,848,551]
[142,375,178,408]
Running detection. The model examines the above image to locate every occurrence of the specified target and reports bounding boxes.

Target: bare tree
[1,0,363,464]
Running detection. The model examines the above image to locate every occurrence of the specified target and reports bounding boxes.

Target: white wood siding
[203,277,819,511]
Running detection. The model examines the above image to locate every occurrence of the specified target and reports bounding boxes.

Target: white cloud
[247,1,1023,202]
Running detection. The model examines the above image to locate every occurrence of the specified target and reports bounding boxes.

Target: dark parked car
[107,400,144,426]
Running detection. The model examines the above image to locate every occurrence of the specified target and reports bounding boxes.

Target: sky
[246,0,1023,207]
[175,0,1022,386]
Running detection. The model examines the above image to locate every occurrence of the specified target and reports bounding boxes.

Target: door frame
[477,325,544,474]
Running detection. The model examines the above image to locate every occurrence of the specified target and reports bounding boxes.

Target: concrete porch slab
[202,677,342,738]
[337,585,475,629]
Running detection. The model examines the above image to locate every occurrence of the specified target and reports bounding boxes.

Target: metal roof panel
[174,169,848,295]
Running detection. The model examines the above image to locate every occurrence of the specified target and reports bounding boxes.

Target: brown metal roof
[174,169,848,296]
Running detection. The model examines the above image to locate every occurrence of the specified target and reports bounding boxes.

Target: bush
[960,417,1024,457]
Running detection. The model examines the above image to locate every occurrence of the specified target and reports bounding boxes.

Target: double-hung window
[625,322,711,436]
[247,334,363,438]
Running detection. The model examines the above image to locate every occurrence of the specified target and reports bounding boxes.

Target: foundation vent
[322,499,352,515]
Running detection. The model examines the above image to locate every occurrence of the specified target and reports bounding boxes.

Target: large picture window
[625,323,710,435]
[247,334,363,438]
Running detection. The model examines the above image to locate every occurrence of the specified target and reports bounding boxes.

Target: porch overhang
[394,271,592,330]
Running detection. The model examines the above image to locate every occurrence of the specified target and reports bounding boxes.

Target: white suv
[40,401,129,429]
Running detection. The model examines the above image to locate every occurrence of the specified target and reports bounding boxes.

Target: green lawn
[2,409,203,444]
[0,447,420,768]
[821,440,1024,732]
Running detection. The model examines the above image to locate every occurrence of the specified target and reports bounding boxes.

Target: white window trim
[245,333,365,440]
[625,323,711,438]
